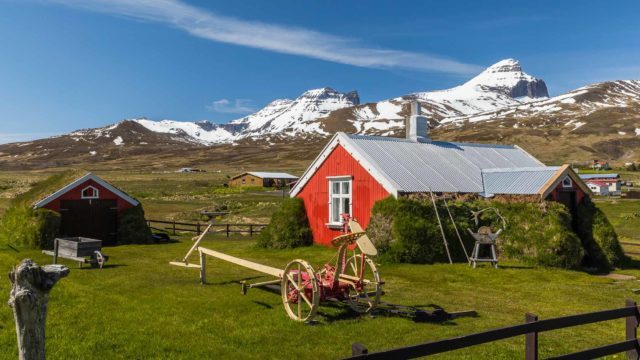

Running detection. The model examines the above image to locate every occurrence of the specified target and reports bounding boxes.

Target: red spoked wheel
[281,259,319,322]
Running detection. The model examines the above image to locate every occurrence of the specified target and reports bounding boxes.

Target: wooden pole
[8,259,69,360]
[249,225,253,237]
[525,313,539,360]
[626,299,639,360]
[199,250,206,285]
[172,221,176,235]
[196,223,201,235]
[52,238,59,265]
[226,224,230,238]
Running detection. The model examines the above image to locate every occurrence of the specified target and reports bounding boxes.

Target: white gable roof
[246,172,298,179]
[34,172,139,208]
[291,132,546,197]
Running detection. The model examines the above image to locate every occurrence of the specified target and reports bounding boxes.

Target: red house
[290,103,590,245]
[34,173,139,245]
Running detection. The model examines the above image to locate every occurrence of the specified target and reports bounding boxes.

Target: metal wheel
[344,254,382,313]
[281,259,319,322]
[93,251,105,269]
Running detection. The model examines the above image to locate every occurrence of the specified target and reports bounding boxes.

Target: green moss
[0,206,60,249]
[258,197,312,249]
[117,204,153,244]
[368,197,594,269]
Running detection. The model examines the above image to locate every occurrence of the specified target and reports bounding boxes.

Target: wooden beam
[198,247,283,278]
[169,261,201,268]
[182,223,213,263]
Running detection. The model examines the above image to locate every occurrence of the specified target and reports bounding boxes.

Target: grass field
[2,170,640,358]
[2,234,640,359]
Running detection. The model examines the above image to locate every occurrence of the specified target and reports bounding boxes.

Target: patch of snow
[635,128,640,136]
[618,131,627,135]
[89,151,97,156]
[113,136,124,146]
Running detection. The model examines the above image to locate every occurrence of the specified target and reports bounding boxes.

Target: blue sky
[1,0,639,143]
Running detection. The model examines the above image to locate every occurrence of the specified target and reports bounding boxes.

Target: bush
[368,197,591,269]
[258,198,312,249]
[117,204,153,244]
[576,201,627,268]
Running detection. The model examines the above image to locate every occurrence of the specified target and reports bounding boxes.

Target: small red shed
[34,173,139,245]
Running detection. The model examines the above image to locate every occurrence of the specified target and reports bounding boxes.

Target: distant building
[579,173,621,195]
[585,182,610,196]
[591,160,610,170]
[177,168,205,173]
[291,102,591,245]
[228,172,298,188]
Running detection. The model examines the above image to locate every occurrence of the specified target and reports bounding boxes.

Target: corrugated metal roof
[247,172,298,179]
[482,167,561,196]
[344,134,545,194]
[579,173,619,180]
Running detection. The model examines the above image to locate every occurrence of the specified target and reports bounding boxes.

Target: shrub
[576,201,627,268]
[258,198,312,249]
[117,204,153,244]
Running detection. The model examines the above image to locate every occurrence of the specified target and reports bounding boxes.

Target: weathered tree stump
[8,259,69,360]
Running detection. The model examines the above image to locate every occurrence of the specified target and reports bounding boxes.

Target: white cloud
[206,98,255,114]
[44,0,482,75]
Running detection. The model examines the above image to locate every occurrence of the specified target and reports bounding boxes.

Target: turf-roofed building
[291,102,590,245]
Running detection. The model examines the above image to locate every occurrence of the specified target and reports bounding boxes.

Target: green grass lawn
[2,234,640,359]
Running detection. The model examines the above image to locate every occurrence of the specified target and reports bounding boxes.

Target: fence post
[196,223,201,235]
[525,313,538,360]
[352,343,368,356]
[226,224,230,238]
[626,299,639,359]
[249,225,253,237]
[172,221,176,235]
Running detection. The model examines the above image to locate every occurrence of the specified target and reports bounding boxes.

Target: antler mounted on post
[8,259,69,360]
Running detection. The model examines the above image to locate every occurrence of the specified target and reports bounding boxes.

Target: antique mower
[170,220,382,322]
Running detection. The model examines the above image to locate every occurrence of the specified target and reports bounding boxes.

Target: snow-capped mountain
[111,58,547,143]
[4,58,640,169]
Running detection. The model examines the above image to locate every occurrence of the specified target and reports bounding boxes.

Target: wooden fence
[620,241,640,257]
[349,300,640,359]
[146,219,267,237]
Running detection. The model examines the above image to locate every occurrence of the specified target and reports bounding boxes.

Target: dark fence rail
[348,300,640,359]
[146,219,267,237]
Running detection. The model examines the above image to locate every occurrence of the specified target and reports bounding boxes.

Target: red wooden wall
[41,179,135,213]
[547,179,587,206]
[295,145,390,246]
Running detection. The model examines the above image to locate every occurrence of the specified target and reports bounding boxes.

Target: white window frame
[327,176,352,226]
[81,185,99,199]
[562,176,572,188]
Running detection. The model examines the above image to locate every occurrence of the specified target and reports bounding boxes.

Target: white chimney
[406,101,430,142]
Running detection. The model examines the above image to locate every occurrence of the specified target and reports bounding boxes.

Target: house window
[242,178,246,184]
[562,176,572,188]
[328,177,352,225]
[81,186,99,199]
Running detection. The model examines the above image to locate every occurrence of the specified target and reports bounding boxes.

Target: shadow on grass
[496,264,535,270]
[76,264,128,270]
[206,275,266,286]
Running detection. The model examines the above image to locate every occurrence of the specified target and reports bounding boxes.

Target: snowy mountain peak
[463,58,549,98]
[297,87,360,105]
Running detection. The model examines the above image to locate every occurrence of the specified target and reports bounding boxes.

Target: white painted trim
[80,185,100,199]
[328,177,352,225]
[562,176,573,188]
[290,132,400,198]
[326,175,353,180]
[33,172,139,208]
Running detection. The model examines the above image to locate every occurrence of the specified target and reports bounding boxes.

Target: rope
[444,200,469,262]
[429,190,452,264]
